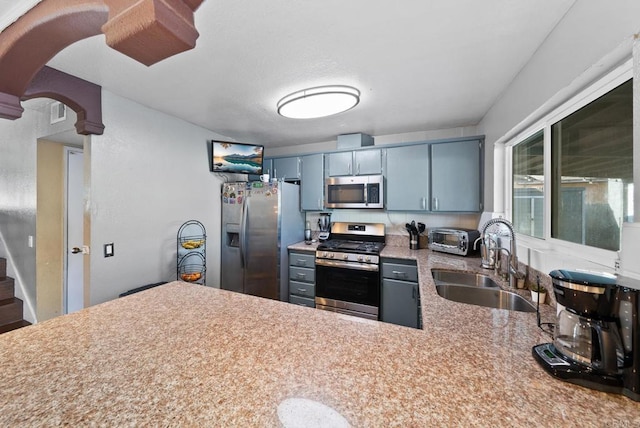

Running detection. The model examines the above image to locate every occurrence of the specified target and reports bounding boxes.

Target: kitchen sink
[431,269,536,312]
[431,269,501,288]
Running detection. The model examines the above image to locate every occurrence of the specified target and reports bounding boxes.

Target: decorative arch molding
[0,0,204,134]
[0,0,108,121]
[23,66,105,136]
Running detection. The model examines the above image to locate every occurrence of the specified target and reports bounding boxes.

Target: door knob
[71,247,82,254]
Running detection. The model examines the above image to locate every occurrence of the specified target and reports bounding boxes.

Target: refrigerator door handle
[240,195,248,268]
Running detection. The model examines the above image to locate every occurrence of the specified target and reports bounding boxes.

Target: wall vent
[50,101,66,124]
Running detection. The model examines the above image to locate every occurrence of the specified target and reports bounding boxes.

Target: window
[551,79,633,251]
[510,77,633,254]
[512,131,544,238]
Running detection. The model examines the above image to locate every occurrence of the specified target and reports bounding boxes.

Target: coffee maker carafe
[533,269,640,401]
[317,213,331,241]
[553,309,622,373]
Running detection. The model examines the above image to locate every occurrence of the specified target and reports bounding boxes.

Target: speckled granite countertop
[1,245,638,426]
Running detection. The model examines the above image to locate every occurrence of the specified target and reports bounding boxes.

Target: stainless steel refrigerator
[221,181,304,301]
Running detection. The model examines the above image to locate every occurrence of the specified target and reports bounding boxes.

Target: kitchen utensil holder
[409,232,419,250]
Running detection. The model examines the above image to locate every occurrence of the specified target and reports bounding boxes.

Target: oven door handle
[315,258,379,272]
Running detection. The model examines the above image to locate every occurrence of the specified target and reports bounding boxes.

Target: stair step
[0,320,31,334]
[0,297,23,325]
[0,257,5,278]
[0,276,15,300]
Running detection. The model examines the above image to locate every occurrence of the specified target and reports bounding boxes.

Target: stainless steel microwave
[325,175,384,209]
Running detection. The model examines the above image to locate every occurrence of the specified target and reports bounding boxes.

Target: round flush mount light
[277,85,360,119]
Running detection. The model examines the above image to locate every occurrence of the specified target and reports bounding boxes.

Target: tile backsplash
[304,210,481,235]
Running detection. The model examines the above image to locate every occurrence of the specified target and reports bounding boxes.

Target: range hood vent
[337,133,374,149]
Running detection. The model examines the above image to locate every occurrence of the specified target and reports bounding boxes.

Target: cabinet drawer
[382,262,418,282]
[289,266,315,284]
[289,252,315,268]
[289,295,315,308]
[289,281,315,298]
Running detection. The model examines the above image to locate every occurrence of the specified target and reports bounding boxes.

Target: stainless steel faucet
[496,247,511,281]
[474,218,523,288]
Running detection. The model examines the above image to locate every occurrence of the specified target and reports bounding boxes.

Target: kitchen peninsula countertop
[1,248,639,426]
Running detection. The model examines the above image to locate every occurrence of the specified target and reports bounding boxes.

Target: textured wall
[0,99,78,322]
[477,1,640,272]
[0,107,37,321]
[478,0,640,213]
[1,93,234,316]
[479,1,640,146]
[35,139,65,321]
[87,90,231,305]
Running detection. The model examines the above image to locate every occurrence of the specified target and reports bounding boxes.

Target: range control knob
[365,256,371,262]
[329,253,335,259]
[357,255,364,262]
[343,254,349,260]
[322,252,328,258]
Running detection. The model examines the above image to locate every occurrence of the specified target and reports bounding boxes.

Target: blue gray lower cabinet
[380,258,422,329]
[288,251,316,308]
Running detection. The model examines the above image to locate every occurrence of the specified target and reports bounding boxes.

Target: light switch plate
[104,243,114,257]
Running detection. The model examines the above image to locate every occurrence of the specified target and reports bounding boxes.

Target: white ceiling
[1,0,576,148]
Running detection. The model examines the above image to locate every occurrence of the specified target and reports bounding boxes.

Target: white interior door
[65,148,84,314]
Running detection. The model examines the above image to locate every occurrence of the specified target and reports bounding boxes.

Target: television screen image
[211,141,264,174]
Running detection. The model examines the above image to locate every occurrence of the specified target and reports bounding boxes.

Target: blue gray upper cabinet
[301,153,324,211]
[328,149,382,176]
[430,139,482,212]
[273,156,301,180]
[386,144,430,211]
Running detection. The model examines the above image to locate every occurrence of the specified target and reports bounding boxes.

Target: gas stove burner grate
[317,239,385,255]
[336,242,363,250]
[317,222,386,256]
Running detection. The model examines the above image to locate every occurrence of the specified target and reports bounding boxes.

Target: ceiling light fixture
[277,85,360,119]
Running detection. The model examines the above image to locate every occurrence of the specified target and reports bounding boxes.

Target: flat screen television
[210,140,264,174]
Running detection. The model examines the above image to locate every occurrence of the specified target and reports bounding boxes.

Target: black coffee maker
[532,269,640,401]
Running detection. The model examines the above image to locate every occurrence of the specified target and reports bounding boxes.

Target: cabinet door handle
[356,163,360,175]
[296,259,307,266]
[392,270,407,278]
[274,168,277,178]
[421,197,426,210]
[318,198,322,209]
[297,158,301,178]
[348,162,352,175]
[413,285,417,300]
[297,288,307,293]
[297,273,306,279]
[433,197,439,211]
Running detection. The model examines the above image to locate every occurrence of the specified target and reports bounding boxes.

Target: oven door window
[327,184,365,204]
[315,263,380,307]
[433,232,458,247]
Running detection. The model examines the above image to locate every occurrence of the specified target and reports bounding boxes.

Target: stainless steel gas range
[315,222,385,320]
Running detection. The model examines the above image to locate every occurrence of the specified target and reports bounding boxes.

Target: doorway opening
[35,128,88,321]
